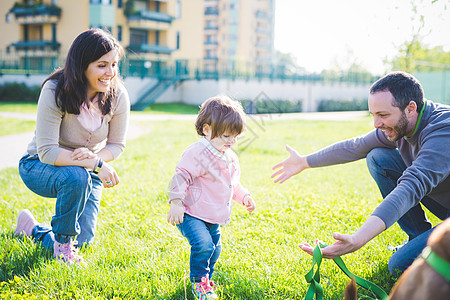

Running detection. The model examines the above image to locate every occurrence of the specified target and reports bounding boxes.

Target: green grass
[137,102,200,114]
[0,117,35,136]
[0,117,440,299]
[0,102,38,113]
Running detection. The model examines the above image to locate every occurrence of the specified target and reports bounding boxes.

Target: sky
[274,0,450,74]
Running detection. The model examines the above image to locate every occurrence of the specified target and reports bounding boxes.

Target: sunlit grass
[0,117,35,136]
[0,102,38,113]
[0,117,440,299]
[136,102,200,115]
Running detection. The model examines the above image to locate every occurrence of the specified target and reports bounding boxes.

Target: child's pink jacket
[168,138,249,225]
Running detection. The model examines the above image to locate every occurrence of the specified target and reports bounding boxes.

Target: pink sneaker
[53,240,84,266]
[193,276,218,300]
[14,209,38,237]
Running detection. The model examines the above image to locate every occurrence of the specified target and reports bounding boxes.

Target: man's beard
[387,111,409,142]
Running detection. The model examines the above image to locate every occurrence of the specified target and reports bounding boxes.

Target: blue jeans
[19,154,102,248]
[366,148,450,274]
[176,214,222,283]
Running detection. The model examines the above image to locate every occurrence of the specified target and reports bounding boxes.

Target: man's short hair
[370,71,424,112]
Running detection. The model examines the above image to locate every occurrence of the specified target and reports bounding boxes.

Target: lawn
[0,117,35,136]
[0,116,440,299]
[0,102,38,113]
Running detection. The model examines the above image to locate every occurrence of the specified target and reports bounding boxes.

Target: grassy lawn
[137,102,200,115]
[0,116,440,299]
[0,102,38,113]
[0,116,35,136]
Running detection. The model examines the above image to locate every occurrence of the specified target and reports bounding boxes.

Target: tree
[388,0,450,72]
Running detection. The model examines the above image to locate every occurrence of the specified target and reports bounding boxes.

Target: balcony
[127,10,173,30]
[10,40,61,51]
[203,56,219,60]
[204,25,219,31]
[255,11,270,19]
[204,41,219,45]
[10,4,61,24]
[255,27,271,35]
[127,44,174,54]
[205,8,219,15]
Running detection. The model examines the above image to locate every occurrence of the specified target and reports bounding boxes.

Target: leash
[304,242,389,300]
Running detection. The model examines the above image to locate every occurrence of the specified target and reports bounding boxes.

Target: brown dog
[345,218,450,300]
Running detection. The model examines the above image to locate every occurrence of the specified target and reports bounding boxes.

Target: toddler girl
[167,95,256,299]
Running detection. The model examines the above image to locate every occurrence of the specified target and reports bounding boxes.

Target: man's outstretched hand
[271,145,309,183]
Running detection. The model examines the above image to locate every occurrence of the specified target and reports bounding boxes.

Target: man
[271,72,450,274]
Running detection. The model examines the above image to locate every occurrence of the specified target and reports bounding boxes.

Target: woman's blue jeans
[18,154,102,249]
[176,214,222,283]
[366,148,450,274]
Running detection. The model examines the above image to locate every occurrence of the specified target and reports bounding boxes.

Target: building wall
[156,78,370,112]
[0,0,274,66]
[58,0,90,54]
[0,0,23,52]
[170,0,204,60]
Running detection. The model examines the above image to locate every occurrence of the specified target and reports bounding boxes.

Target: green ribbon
[421,246,450,282]
[304,243,389,300]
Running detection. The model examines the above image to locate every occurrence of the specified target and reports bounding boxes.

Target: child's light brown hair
[195,95,246,139]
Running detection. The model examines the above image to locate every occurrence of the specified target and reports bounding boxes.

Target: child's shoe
[193,276,218,300]
[53,240,84,266]
[14,209,38,237]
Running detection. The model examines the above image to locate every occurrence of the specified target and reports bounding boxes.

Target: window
[175,0,181,18]
[117,25,122,41]
[130,29,148,46]
[90,0,111,4]
[176,31,180,49]
[117,0,122,8]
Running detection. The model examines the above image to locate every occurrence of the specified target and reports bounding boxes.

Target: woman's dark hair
[43,28,124,115]
[370,71,424,112]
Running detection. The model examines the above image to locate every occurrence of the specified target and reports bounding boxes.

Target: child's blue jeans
[366,148,450,274]
[177,213,222,283]
[19,154,103,249]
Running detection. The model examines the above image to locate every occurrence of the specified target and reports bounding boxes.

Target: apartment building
[0,0,274,74]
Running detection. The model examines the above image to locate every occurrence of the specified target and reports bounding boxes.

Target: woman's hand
[98,161,120,188]
[167,200,185,225]
[72,147,96,161]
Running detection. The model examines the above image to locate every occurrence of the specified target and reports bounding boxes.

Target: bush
[0,83,41,102]
[318,99,368,112]
[241,99,302,114]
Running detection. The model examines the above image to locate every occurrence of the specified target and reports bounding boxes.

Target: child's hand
[243,195,256,213]
[167,199,185,225]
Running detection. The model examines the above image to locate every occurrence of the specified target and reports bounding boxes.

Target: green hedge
[0,83,41,102]
[318,99,368,112]
[241,99,303,114]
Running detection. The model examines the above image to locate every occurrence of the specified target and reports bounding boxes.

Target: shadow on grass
[0,231,52,282]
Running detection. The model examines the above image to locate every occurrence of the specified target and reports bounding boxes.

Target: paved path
[0,110,368,170]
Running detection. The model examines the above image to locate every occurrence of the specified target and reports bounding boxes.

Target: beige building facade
[0,0,274,74]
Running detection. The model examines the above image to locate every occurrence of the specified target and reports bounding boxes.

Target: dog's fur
[344,218,450,300]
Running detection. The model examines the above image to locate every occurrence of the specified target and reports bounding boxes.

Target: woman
[15,29,130,265]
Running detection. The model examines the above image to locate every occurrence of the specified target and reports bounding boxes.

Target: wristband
[93,158,103,174]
